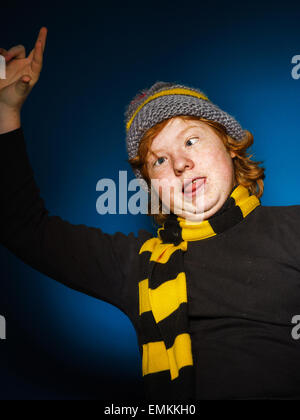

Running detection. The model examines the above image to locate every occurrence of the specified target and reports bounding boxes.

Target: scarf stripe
[139,272,187,322]
[139,238,187,263]
[140,303,189,347]
[142,333,193,380]
[138,184,261,400]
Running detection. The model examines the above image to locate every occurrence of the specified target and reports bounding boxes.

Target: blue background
[0,0,300,400]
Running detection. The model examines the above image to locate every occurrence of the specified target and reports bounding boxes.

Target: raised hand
[0,27,47,112]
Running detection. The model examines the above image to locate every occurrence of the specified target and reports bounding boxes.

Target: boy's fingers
[28,27,47,72]
[40,27,48,52]
[5,45,26,60]
[30,39,43,75]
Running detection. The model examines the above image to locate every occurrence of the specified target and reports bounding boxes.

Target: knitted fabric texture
[125,81,246,183]
[137,184,261,400]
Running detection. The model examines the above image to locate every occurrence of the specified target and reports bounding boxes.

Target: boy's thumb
[15,75,32,96]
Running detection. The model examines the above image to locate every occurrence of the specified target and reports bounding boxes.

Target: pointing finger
[28,27,48,61]
[30,28,47,76]
[30,38,43,76]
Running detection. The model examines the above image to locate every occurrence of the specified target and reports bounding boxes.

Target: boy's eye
[154,157,166,167]
[186,137,199,146]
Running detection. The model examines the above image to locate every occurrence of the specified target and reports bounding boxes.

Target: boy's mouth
[182,177,206,195]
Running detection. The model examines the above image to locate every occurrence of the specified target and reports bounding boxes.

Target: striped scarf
[138,184,261,400]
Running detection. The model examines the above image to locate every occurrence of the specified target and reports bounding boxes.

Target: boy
[1,27,300,400]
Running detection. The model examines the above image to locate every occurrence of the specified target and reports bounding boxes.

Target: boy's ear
[230,151,237,159]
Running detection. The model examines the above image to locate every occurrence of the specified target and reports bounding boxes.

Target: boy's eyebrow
[149,125,203,157]
[175,124,203,138]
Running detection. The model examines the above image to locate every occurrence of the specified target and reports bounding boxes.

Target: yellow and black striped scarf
[138,184,261,400]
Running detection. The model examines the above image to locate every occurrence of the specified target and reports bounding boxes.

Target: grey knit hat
[125,81,246,184]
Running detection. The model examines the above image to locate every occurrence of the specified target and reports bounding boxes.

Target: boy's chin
[175,211,206,223]
[169,205,206,222]
[169,198,206,221]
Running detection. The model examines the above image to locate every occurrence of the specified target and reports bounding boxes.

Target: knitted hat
[125,81,246,184]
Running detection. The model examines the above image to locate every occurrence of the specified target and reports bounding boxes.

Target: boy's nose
[173,156,194,175]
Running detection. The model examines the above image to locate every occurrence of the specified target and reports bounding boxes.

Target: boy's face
[146,117,237,222]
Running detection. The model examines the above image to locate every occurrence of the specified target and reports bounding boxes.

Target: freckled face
[146,117,237,222]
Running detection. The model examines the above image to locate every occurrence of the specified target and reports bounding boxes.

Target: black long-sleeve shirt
[1,127,300,400]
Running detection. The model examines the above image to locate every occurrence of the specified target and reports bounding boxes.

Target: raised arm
[0,29,150,319]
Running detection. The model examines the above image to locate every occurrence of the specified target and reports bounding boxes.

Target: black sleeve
[0,127,152,318]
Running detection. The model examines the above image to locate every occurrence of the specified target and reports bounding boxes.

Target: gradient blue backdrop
[0,0,300,400]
